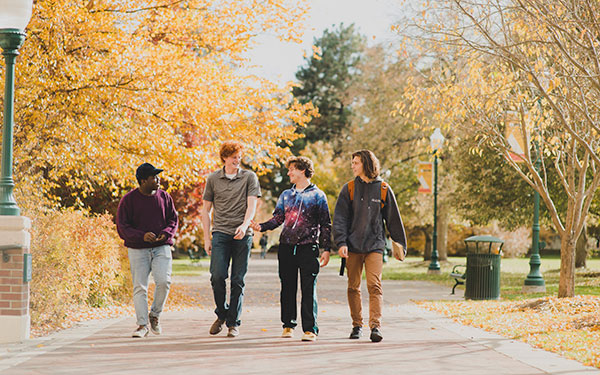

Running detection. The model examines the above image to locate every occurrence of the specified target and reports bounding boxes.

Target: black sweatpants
[278,243,320,334]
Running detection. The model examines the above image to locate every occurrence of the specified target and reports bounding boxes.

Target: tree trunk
[575,224,588,269]
[438,202,449,261]
[558,234,577,298]
[423,227,432,261]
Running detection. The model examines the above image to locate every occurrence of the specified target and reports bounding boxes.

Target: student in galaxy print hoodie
[250,156,331,342]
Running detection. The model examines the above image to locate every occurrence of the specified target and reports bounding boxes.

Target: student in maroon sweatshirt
[116,163,178,338]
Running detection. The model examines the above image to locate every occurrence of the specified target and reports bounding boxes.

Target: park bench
[450,264,466,294]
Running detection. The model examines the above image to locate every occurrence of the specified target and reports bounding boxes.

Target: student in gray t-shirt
[201,140,261,338]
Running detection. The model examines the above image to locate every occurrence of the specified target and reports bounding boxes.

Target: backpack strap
[380,181,388,209]
[347,180,355,202]
[348,179,388,209]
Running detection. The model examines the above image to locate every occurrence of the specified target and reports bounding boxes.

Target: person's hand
[155,233,166,242]
[144,232,157,242]
[392,242,405,261]
[205,237,212,256]
[234,224,248,240]
[319,251,330,267]
[338,246,348,258]
[249,220,261,231]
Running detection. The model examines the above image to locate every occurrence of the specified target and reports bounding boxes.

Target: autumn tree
[1,0,315,211]
[399,0,600,297]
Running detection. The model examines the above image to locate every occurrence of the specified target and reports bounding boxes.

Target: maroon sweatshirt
[116,188,178,249]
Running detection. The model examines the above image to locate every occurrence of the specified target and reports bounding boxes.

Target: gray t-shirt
[203,167,261,236]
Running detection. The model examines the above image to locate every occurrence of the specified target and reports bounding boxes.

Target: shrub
[28,209,130,327]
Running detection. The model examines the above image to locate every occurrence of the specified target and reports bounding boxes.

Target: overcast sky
[243,0,405,85]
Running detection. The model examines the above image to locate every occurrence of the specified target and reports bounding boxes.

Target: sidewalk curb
[403,303,600,375]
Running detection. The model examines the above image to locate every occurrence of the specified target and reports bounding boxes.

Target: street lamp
[522,101,546,293]
[428,128,445,274]
[0,0,32,215]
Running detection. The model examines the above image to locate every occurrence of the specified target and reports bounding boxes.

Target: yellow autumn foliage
[29,208,130,328]
[2,0,316,205]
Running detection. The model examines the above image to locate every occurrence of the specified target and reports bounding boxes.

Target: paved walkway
[0,257,598,375]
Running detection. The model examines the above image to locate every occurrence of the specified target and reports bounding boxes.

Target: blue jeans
[210,231,252,327]
[128,245,172,326]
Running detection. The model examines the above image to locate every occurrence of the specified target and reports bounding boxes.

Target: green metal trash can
[464,235,503,300]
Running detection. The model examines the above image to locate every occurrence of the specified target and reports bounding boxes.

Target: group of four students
[116,140,407,343]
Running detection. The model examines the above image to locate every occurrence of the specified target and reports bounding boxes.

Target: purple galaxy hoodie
[259,184,331,250]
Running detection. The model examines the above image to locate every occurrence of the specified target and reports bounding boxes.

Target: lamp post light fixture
[0,0,32,215]
[428,128,445,274]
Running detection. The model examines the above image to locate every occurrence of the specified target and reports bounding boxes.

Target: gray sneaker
[209,318,225,335]
[132,325,149,338]
[149,315,161,335]
[227,326,239,337]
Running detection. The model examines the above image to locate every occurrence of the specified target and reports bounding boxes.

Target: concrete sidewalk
[0,258,598,375]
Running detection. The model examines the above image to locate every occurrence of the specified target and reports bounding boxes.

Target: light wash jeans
[128,245,172,326]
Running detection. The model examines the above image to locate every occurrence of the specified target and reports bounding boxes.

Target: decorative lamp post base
[522,284,546,293]
[523,271,546,293]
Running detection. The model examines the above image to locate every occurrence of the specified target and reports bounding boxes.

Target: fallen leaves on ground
[30,283,207,338]
[416,295,600,368]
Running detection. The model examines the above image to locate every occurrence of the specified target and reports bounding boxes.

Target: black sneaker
[149,314,161,335]
[370,327,383,342]
[349,326,362,339]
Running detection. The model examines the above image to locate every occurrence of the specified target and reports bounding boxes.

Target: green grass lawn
[172,258,208,276]
[379,255,600,300]
[172,254,600,299]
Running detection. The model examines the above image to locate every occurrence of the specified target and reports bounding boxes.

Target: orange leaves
[7,0,314,205]
[29,209,129,333]
[418,295,600,368]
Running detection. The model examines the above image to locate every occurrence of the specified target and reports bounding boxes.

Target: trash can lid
[464,235,504,243]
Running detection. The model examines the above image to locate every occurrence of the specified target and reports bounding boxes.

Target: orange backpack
[347,180,389,209]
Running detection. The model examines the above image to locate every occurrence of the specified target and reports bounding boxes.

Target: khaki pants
[346,251,383,329]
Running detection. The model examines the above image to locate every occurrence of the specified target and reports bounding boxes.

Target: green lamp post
[428,128,445,274]
[523,102,546,293]
[0,0,32,216]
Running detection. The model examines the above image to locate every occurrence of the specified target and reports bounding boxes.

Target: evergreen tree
[261,23,366,202]
[293,23,366,152]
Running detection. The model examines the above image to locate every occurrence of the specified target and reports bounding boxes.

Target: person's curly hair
[219,140,244,163]
[285,156,314,178]
[352,150,380,179]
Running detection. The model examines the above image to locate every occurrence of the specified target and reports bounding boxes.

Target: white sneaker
[282,328,294,338]
[132,325,149,338]
[301,331,317,342]
[227,326,239,337]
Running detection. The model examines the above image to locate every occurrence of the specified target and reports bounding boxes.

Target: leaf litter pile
[417,295,600,368]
